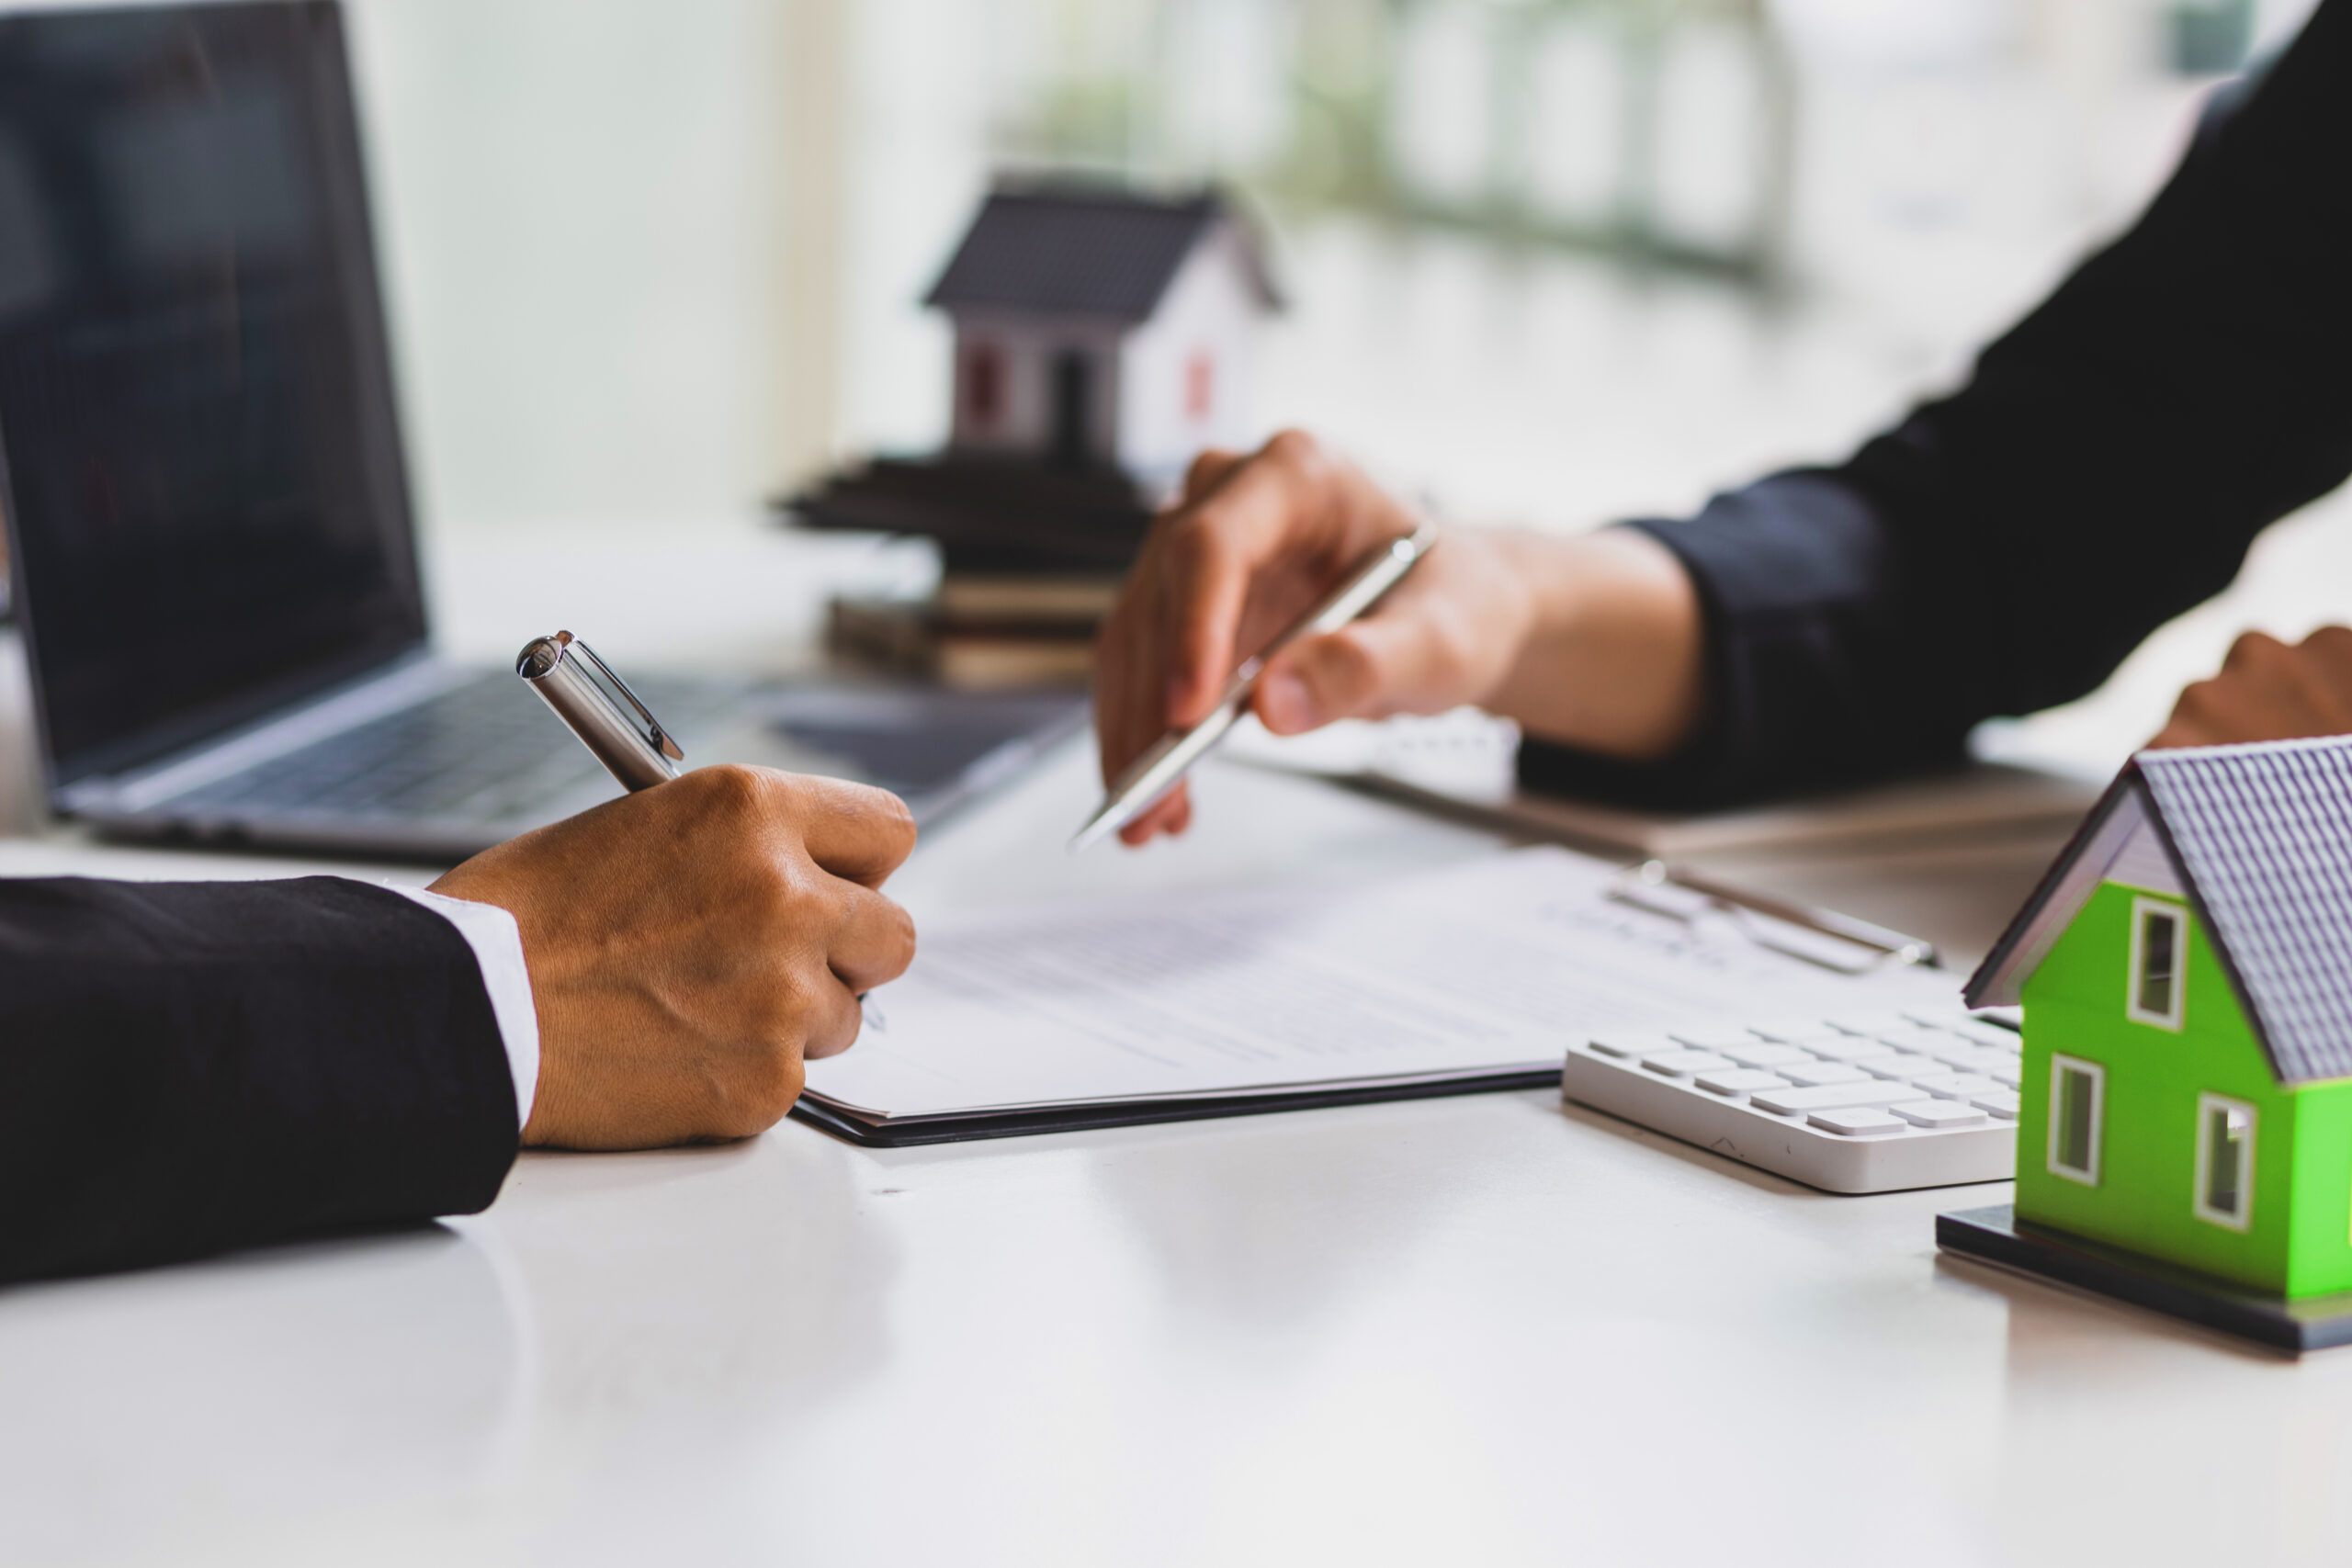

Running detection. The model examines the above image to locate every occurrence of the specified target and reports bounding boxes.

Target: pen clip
[563,636,685,763]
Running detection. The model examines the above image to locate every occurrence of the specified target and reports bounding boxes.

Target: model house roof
[1968,734,2352,1085]
[925,186,1281,321]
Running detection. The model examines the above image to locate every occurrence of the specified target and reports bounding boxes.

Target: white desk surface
[3,526,2346,1568]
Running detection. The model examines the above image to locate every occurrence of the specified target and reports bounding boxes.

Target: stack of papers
[797,847,1965,1145]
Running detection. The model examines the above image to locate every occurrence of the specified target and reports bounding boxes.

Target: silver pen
[1072,522,1440,852]
[516,630,684,792]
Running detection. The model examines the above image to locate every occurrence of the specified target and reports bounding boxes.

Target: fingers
[1254,576,1470,734]
[2151,628,2352,750]
[1119,784,1189,845]
[1257,625,1402,732]
[1114,784,1189,847]
[827,880,916,993]
[1092,443,1295,835]
[777,772,918,886]
[806,885,908,1063]
[1109,570,1171,781]
[2147,696,2220,750]
[1161,503,1270,728]
[1161,432,1337,725]
[1091,429,1403,846]
[2276,626,2352,731]
[800,973,866,1062]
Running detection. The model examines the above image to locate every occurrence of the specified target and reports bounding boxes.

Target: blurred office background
[339,0,2328,767]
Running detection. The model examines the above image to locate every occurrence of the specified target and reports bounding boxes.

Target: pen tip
[1069,807,1119,854]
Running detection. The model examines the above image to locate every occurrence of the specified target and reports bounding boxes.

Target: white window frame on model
[2191,1092,2256,1232]
[2047,1054,2106,1186]
[2126,896,2187,1031]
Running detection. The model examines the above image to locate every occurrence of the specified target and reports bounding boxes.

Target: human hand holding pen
[1091,430,1709,846]
[427,632,918,1148]
[433,766,916,1149]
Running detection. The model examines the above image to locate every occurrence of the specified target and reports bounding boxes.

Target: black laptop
[0,0,1081,861]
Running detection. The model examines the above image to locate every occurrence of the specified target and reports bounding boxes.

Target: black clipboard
[789,1066,1564,1147]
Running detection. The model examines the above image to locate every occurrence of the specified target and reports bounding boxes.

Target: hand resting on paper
[1091,430,1706,845]
[430,764,917,1149]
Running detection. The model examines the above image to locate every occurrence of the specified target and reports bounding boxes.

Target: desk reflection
[0,1224,526,1563]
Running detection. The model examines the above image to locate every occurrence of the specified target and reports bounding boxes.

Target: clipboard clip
[1607,860,1939,975]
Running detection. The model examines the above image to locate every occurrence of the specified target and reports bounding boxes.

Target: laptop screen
[0,1,425,787]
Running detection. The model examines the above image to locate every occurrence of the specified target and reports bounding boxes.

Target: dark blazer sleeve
[0,876,519,1285]
[1521,0,2352,808]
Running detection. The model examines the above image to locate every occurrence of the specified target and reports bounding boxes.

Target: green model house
[1966,734,2352,1300]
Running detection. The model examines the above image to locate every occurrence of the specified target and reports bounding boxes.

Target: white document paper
[804,847,1960,1125]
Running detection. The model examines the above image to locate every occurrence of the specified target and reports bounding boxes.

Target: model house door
[1050,349,1091,468]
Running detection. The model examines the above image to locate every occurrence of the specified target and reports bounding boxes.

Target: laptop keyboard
[171,674,724,823]
[1561,1007,2020,1193]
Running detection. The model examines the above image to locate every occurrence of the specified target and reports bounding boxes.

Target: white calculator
[1562,1007,2020,1193]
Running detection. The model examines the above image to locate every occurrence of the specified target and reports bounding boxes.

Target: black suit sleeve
[1521,0,2352,807]
[0,876,519,1285]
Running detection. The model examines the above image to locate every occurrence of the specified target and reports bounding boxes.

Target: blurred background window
[164,0,2316,769]
[333,0,2314,524]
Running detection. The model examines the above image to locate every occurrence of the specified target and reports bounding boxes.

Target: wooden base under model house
[1966,734,2352,1302]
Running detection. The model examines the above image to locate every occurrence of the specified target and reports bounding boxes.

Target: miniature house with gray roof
[927,186,1281,482]
[1966,733,2352,1299]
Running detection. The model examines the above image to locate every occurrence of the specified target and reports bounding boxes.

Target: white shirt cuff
[379,883,540,1133]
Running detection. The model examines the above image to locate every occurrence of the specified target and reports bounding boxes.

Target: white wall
[835,0,991,462]
[342,0,829,533]
[1117,226,1267,479]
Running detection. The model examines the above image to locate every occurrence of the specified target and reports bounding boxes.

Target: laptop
[0,0,1083,861]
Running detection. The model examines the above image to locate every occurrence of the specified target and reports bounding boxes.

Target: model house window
[1185,350,1215,422]
[2193,1093,2256,1230]
[2127,897,2186,1029]
[2047,1055,2105,1185]
[963,343,1003,431]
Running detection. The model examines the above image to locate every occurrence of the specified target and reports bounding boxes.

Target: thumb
[1254,622,1408,735]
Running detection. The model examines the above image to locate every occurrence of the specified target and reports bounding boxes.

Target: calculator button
[1821,1013,1917,1038]
[1800,1035,1905,1064]
[1778,1061,1872,1088]
[1667,1028,1761,1052]
[1717,1043,1815,1069]
[1873,1026,1965,1055]
[1745,1019,1845,1043]
[1906,1072,2002,1100]
[1640,1050,1730,1077]
[1889,1100,1986,1129]
[1855,1055,1920,1078]
[1807,1108,1908,1136]
[1694,1068,1788,1096]
[1899,1010,2018,1048]
[1926,1045,2013,1075]
[1747,1083,1913,1116]
[1589,1032,1679,1059]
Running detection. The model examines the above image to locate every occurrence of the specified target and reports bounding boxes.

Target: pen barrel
[1070,525,1438,852]
[519,637,682,792]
